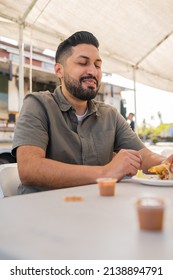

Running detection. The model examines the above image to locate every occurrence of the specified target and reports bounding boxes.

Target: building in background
[0,38,128,127]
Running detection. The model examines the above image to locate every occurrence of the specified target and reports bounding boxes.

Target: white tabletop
[0,179,173,260]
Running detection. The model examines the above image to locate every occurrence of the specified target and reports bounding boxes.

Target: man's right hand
[104,149,142,181]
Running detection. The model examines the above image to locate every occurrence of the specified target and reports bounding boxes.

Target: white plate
[132,175,173,186]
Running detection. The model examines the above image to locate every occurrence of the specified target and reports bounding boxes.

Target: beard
[64,74,100,101]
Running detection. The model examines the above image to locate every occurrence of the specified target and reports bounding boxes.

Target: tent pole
[133,67,137,133]
[18,24,24,111]
[29,29,33,93]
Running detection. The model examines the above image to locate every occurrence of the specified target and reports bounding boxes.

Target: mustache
[80,75,98,87]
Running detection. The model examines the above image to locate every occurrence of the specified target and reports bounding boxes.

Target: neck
[61,85,88,115]
[74,102,88,115]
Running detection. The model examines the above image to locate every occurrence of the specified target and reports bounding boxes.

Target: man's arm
[16,146,143,189]
[139,147,166,173]
[17,145,104,189]
[17,145,171,190]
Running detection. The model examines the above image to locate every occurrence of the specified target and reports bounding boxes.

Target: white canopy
[0,0,173,92]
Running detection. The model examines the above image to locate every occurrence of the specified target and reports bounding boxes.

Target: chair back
[0,163,21,198]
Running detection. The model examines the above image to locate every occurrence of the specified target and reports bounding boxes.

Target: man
[12,31,173,194]
[127,113,135,131]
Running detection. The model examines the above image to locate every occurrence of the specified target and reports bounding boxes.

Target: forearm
[17,146,161,190]
[16,144,106,189]
[19,157,104,189]
[140,147,166,173]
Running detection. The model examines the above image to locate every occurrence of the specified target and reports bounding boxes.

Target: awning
[0,0,173,92]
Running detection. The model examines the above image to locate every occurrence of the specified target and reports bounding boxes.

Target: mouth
[80,76,98,89]
[82,79,96,88]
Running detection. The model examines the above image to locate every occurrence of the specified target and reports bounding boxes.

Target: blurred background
[1,0,173,163]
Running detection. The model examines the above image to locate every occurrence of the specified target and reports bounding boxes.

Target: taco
[148,162,173,180]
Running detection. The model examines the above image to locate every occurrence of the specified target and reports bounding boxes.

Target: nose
[86,63,98,76]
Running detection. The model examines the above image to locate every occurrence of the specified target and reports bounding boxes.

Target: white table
[0,179,173,260]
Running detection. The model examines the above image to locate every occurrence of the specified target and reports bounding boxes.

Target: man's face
[61,44,102,100]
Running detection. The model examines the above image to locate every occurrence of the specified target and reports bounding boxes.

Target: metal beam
[18,24,24,111]
[22,0,39,22]
[136,30,173,66]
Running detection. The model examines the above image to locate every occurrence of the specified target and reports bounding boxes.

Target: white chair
[0,163,21,198]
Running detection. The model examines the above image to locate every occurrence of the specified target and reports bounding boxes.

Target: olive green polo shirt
[12,86,144,165]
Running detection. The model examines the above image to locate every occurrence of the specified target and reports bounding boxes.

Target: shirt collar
[52,86,72,112]
[53,85,101,117]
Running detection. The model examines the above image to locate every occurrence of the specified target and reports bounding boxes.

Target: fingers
[118,149,142,169]
[171,163,173,173]
[162,154,173,172]
[168,155,173,173]
[110,149,142,179]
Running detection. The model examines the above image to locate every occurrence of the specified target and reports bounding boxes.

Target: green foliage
[138,123,173,143]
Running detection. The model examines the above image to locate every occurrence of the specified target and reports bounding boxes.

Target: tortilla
[148,162,173,180]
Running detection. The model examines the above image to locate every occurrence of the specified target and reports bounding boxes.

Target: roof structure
[0,0,173,92]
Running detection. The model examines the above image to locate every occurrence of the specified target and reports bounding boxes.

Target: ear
[54,63,63,78]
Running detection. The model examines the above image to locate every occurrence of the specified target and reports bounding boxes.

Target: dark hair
[55,31,99,63]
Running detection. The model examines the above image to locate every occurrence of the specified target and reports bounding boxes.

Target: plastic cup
[96,178,117,196]
[136,197,165,231]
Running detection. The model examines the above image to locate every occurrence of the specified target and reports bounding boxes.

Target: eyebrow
[77,55,102,63]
